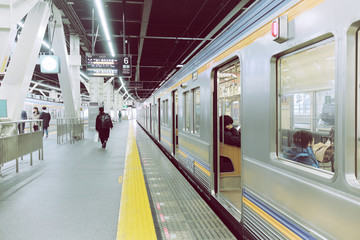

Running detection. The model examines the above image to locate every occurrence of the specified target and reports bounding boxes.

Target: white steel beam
[0,1,50,120]
[0,0,40,75]
[51,6,77,117]
[29,82,39,93]
[80,78,90,94]
[69,34,81,112]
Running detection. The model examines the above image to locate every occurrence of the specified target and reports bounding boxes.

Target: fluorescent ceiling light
[108,41,115,57]
[94,0,111,41]
[94,0,114,56]
[80,71,89,80]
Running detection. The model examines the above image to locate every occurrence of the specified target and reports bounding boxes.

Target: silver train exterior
[137,0,360,239]
[23,97,89,123]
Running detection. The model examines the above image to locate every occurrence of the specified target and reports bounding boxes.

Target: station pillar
[104,81,114,114]
[49,90,58,101]
[69,34,81,116]
[0,0,40,77]
[0,2,50,120]
[88,77,104,130]
[51,6,76,118]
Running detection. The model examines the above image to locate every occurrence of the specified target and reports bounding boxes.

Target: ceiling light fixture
[119,77,133,100]
[94,0,115,57]
[80,71,89,80]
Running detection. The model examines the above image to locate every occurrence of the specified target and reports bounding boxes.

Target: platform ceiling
[45,0,255,100]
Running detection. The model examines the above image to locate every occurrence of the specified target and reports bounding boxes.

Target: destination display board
[86,55,132,77]
[86,55,120,77]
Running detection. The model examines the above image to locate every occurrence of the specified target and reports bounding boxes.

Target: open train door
[158,98,161,141]
[172,90,178,156]
[214,59,242,211]
[149,103,152,134]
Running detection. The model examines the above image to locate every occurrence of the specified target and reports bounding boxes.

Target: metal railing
[57,117,84,144]
[0,120,43,173]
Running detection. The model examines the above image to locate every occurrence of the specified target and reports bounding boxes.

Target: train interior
[217,59,242,210]
[278,39,335,173]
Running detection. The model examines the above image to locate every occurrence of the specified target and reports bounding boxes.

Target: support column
[69,34,81,115]
[0,2,50,120]
[49,89,57,101]
[0,0,40,74]
[51,6,76,118]
[104,82,114,112]
[89,77,104,103]
[88,77,104,130]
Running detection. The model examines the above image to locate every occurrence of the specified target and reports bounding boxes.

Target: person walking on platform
[118,110,122,122]
[32,107,40,132]
[40,106,51,138]
[96,107,113,148]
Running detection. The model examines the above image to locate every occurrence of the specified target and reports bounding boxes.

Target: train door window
[278,39,335,173]
[173,90,179,155]
[162,100,165,126]
[158,98,161,140]
[164,99,168,126]
[357,29,360,181]
[193,88,200,134]
[184,91,191,132]
[154,103,158,137]
[163,100,166,126]
[216,59,241,210]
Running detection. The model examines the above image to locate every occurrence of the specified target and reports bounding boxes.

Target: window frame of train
[357,28,360,181]
[192,87,200,135]
[276,37,336,174]
[183,91,191,132]
[214,58,242,210]
[162,99,169,127]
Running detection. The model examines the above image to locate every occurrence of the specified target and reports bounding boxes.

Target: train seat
[219,143,241,177]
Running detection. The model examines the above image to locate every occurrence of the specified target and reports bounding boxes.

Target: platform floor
[0,120,236,240]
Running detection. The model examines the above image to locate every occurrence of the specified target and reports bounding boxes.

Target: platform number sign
[120,56,132,78]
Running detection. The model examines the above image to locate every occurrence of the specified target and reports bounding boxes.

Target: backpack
[101,113,112,128]
[313,141,334,163]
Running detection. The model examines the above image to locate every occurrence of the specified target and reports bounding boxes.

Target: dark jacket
[21,110,27,120]
[220,127,241,147]
[40,112,51,128]
[284,146,319,168]
[96,112,113,132]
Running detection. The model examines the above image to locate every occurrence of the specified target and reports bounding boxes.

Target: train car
[24,96,66,125]
[23,96,89,124]
[137,0,360,239]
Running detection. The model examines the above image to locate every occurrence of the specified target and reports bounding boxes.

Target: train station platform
[0,120,236,240]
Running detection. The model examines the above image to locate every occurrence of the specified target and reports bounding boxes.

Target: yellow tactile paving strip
[116,122,157,239]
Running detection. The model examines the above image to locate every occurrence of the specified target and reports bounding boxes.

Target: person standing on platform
[18,110,27,134]
[32,107,40,132]
[40,106,51,138]
[118,110,122,122]
[96,107,113,148]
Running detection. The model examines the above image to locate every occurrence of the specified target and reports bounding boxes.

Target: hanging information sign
[119,56,132,78]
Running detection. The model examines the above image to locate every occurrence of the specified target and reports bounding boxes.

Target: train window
[164,100,169,126]
[193,88,200,134]
[217,59,241,210]
[184,91,191,131]
[218,60,241,127]
[278,39,335,173]
[357,29,360,181]
[162,100,166,126]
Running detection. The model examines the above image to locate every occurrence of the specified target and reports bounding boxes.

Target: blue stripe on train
[243,189,316,240]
